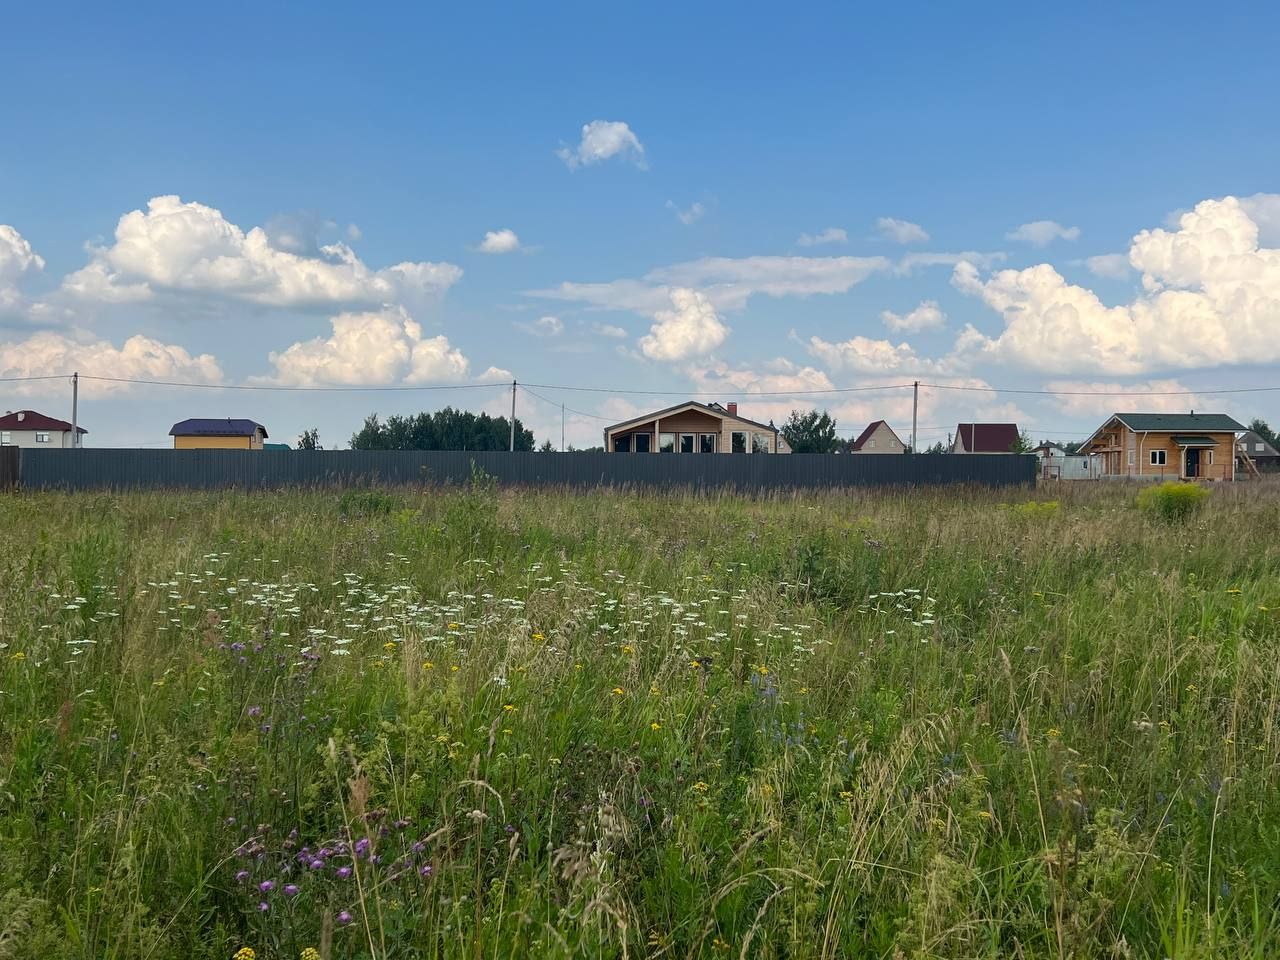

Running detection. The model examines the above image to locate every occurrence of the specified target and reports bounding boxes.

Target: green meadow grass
[1,481,1279,959]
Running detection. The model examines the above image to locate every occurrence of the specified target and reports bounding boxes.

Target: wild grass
[1,480,1279,959]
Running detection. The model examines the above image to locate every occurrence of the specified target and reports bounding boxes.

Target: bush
[1137,480,1208,521]
[337,489,400,517]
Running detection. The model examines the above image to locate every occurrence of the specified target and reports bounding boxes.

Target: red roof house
[951,422,1021,454]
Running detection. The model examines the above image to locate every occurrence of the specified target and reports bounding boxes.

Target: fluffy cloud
[557,120,646,170]
[953,196,1280,374]
[63,196,462,308]
[797,227,847,247]
[1085,253,1131,279]
[478,229,521,254]
[894,250,1006,274]
[0,225,46,312]
[592,322,628,338]
[0,330,222,394]
[667,201,705,225]
[881,300,946,333]
[1006,220,1081,247]
[877,218,929,244]
[516,315,563,337]
[649,255,889,311]
[266,307,474,385]
[1044,379,1209,418]
[532,254,889,315]
[806,333,944,374]
[1240,193,1280,244]
[638,288,729,361]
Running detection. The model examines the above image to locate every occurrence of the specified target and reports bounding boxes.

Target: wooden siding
[1087,422,1236,480]
[174,435,256,450]
[607,408,781,453]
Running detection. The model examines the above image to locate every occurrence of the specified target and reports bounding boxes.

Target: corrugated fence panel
[13,449,1037,492]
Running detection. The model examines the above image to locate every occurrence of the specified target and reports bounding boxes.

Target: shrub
[1012,500,1060,519]
[336,489,399,517]
[1137,480,1208,521]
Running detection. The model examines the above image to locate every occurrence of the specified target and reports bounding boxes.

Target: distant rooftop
[0,409,87,433]
[169,418,268,438]
[1112,412,1244,432]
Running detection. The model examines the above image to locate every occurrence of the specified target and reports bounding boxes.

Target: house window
[1128,449,1135,465]
[751,432,770,453]
[36,432,50,443]
[731,431,747,453]
[634,433,651,453]
[658,433,676,453]
[679,433,695,453]
[1206,449,1214,465]
[889,439,897,448]
[613,436,631,453]
[1150,450,1166,466]
[1256,442,1265,452]
[868,438,876,448]
[1,431,10,445]
[700,433,717,453]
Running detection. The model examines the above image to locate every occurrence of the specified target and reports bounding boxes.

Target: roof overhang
[1171,435,1218,447]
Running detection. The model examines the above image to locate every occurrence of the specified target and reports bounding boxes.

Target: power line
[519,380,916,398]
[71,374,512,392]
[920,381,1280,397]
[518,384,614,422]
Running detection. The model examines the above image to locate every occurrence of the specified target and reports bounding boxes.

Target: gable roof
[954,423,1020,453]
[170,418,268,438]
[0,410,87,433]
[849,420,903,451]
[1238,430,1280,457]
[603,400,777,435]
[1112,412,1245,433]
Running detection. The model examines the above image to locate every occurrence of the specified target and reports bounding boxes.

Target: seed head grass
[0,482,1278,957]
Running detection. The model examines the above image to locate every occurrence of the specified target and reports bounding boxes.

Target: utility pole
[561,403,565,452]
[911,380,919,455]
[509,380,517,451]
[71,371,80,449]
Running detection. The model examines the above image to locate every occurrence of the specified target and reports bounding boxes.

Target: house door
[1185,448,1200,478]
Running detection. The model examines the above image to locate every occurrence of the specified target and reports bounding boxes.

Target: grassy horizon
[1,481,1278,958]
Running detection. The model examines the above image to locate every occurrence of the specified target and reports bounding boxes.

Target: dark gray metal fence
[0,447,17,491]
[11,448,1035,492]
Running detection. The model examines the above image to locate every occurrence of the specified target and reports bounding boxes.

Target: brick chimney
[726,402,738,417]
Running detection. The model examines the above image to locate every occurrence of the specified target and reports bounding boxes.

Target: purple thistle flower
[336,866,352,879]
[419,864,433,877]
[283,884,300,897]
[247,705,262,717]
[258,901,270,912]
[337,910,354,925]
[259,880,274,893]
[235,870,250,883]
[309,859,324,870]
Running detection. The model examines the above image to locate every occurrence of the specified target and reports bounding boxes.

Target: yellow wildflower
[447,622,460,630]
[10,651,25,661]
[301,949,321,960]
[233,949,256,960]
[611,687,626,696]
[692,781,709,793]
[383,641,397,651]
[422,661,434,670]
[1046,727,1061,739]
[838,790,853,800]
[712,937,731,952]
[977,810,993,820]
[760,783,773,796]
[621,644,635,654]
[370,661,385,669]
[649,683,661,696]
[450,664,459,672]
[755,665,769,676]
[1226,587,1243,595]
[503,703,515,712]
[650,721,662,731]
[532,631,546,641]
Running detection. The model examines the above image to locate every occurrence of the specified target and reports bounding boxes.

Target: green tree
[1009,430,1033,454]
[350,408,534,451]
[296,428,322,450]
[538,440,556,452]
[780,409,840,454]
[923,441,947,454]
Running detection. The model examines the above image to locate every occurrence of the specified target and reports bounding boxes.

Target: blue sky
[3,1,1279,448]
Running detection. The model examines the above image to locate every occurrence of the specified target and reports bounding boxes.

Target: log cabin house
[1079,412,1244,481]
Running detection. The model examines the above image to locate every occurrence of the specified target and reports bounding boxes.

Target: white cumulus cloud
[1006,220,1081,247]
[62,196,462,308]
[557,120,646,170]
[0,224,47,313]
[266,307,474,386]
[667,201,705,225]
[797,227,847,247]
[952,195,1280,375]
[877,218,930,244]
[0,330,223,394]
[638,288,729,361]
[881,300,947,333]
[806,333,944,374]
[516,315,563,337]
[1045,380,1210,418]
[592,322,628,338]
[478,229,521,254]
[1085,253,1131,279]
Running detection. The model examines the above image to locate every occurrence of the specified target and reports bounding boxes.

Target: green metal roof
[1170,435,1218,446]
[1113,413,1244,432]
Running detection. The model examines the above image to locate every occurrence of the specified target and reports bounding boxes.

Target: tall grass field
[1,482,1278,959]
